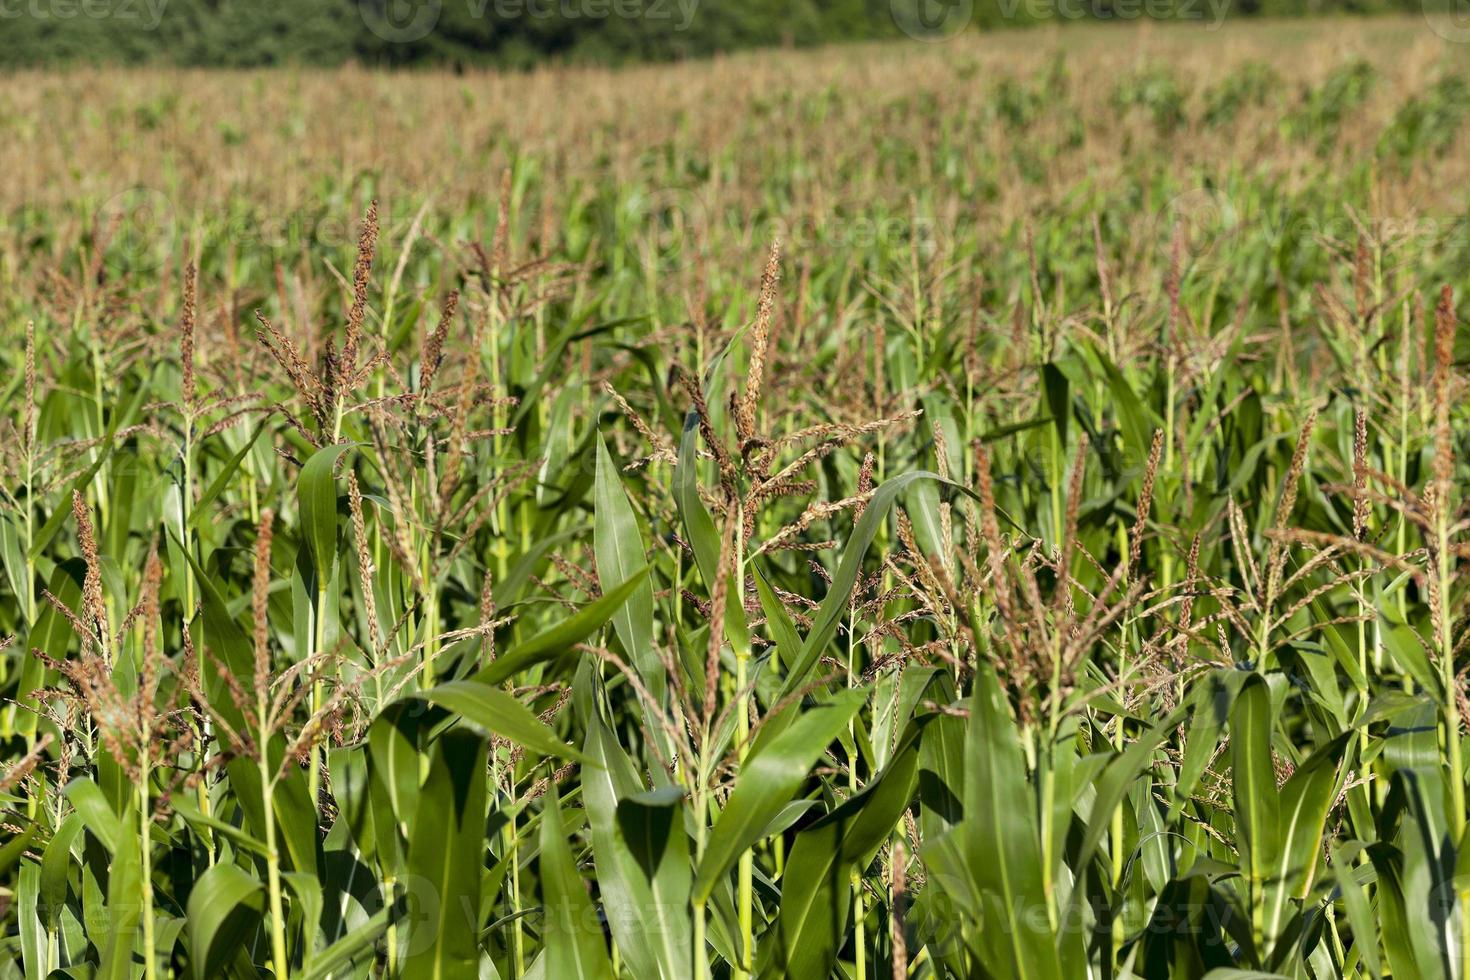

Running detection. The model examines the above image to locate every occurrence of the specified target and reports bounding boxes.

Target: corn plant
[4,26,1470,980]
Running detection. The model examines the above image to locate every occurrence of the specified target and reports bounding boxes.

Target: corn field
[4,18,1470,980]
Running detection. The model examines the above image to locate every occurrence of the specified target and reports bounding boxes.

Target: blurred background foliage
[0,0,1451,70]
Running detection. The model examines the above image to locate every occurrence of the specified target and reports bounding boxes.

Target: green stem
[1040,628,1066,932]
[261,766,290,980]
[383,875,398,974]
[309,585,327,808]
[1434,503,1470,980]
[693,784,710,980]
[692,900,709,980]
[848,603,864,976]
[1161,356,1176,592]
[509,778,525,978]
[1111,527,1129,966]
[139,763,157,980]
[734,505,753,979]
[183,414,216,862]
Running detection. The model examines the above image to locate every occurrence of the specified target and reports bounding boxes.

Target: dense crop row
[3,22,1470,980]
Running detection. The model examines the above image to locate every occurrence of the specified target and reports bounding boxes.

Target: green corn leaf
[403,728,488,980]
[170,797,270,857]
[186,863,267,980]
[28,428,117,561]
[1174,669,1246,815]
[472,567,648,686]
[96,814,142,980]
[188,420,266,527]
[593,432,659,699]
[1331,844,1381,976]
[541,778,615,980]
[298,910,391,980]
[17,859,45,980]
[752,566,802,669]
[693,686,867,903]
[367,701,422,863]
[40,814,82,930]
[778,471,954,699]
[582,717,690,980]
[1262,733,1351,952]
[409,679,590,763]
[675,412,752,659]
[63,778,124,854]
[1369,840,1424,979]
[760,715,927,978]
[296,442,354,583]
[962,662,1063,980]
[1232,675,1281,901]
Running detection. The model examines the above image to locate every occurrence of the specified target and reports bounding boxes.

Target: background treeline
[0,0,1441,69]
